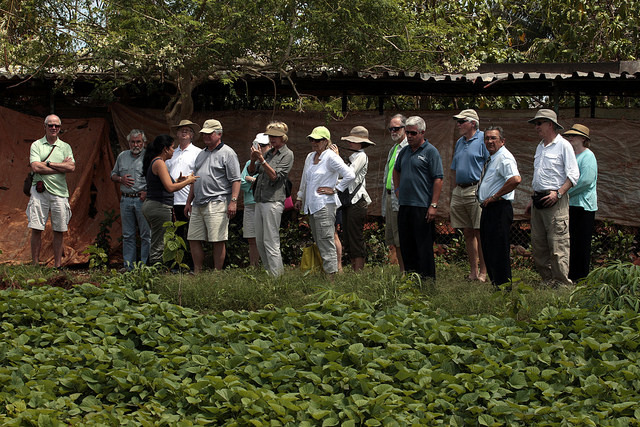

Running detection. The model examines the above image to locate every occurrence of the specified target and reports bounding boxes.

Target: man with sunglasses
[382,114,408,271]
[450,109,489,282]
[27,114,76,267]
[524,109,579,286]
[392,116,443,280]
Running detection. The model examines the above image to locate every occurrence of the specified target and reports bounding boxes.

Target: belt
[458,181,478,188]
[122,192,141,198]
[385,189,392,194]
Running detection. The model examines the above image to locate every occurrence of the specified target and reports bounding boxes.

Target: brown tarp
[111,103,640,226]
[0,106,119,266]
[2,103,637,266]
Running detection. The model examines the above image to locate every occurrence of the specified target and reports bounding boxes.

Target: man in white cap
[167,119,202,253]
[525,109,579,286]
[450,109,489,282]
[185,119,241,273]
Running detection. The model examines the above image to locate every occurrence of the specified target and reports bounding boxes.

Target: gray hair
[44,114,61,125]
[127,129,147,142]
[406,116,426,132]
[485,126,505,140]
[390,113,407,126]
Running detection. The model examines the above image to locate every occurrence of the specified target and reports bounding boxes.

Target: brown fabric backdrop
[111,103,640,226]
[2,104,637,266]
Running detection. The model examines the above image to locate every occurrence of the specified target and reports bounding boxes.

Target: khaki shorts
[26,190,72,232]
[450,185,481,229]
[188,201,229,242]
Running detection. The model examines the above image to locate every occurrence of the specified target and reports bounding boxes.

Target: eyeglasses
[47,124,61,129]
[405,130,420,136]
[456,119,468,124]
[388,126,404,132]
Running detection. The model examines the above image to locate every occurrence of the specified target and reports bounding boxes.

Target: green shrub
[570,261,640,313]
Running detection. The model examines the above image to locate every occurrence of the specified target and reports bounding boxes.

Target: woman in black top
[142,134,198,265]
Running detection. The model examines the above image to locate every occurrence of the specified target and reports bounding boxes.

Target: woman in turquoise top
[240,133,271,267]
[564,124,598,282]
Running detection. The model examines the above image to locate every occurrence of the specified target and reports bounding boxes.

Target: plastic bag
[300,244,322,273]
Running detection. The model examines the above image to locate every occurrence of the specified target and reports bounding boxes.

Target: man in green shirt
[27,114,76,267]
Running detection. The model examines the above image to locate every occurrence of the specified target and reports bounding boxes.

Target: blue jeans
[121,196,151,269]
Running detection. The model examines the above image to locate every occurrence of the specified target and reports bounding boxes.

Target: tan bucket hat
[563,124,590,140]
[170,119,201,135]
[340,126,376,147]
[528,109,564,130]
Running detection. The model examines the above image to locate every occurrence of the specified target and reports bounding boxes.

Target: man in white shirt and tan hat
[524,109,579,286]
[167,119,202,257]
[340,126,375,272]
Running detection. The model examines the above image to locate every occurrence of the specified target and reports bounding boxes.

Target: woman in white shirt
[295,126,355,275]
[339,126,376,272]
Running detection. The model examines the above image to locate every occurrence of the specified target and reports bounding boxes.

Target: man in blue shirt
[392,116,444,280]
[450,109,489,282]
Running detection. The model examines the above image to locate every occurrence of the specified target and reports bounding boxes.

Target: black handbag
[23,146,56,196]
[337,182,363,207]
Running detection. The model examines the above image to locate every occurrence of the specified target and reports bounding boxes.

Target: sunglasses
[533,121,547,126]
[309,138,324,142]
[456,119,467,124]
[388,126,405,132]
[405,130,420,136]
[47,124,61,129]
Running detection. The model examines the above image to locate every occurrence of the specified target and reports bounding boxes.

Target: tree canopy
[2,0,639,121]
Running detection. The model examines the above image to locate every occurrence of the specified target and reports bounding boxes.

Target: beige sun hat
[170,119,201,135]
[528,109,564,130]
[200,119,223,134]
[452,109,479,122]
[563,124,590,140]
[341,126,376,147]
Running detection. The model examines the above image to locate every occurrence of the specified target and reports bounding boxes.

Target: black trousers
[569,206,596,282]
[480,200,513,287]
[398,206,436,279]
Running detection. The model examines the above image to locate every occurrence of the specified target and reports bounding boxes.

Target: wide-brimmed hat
[170,119,201,135]
[341,126,376,147]
[453,109,479,122]
[264,127,286,137]
[307,126,331,140]
[253,133,270,146]
[563,124,590,140]
[528,109,564,130]
[200,119,223,134]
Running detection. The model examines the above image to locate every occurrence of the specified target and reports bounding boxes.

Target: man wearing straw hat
[167,119,202,251]
[525,109,579,286]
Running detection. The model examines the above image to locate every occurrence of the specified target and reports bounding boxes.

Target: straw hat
[563,124,590,140]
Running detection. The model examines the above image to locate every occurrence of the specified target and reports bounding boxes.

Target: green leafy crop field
[1,277,639,425]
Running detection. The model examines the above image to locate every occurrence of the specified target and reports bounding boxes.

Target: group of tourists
[27,108,597,287]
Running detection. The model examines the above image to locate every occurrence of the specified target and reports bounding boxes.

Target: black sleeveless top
[146,158,174,206]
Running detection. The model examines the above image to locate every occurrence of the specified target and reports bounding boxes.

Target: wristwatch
[231,197,238,202]
[557,190,563,199]
[430,203,438,208]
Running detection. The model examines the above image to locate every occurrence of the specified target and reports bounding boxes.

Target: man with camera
[27,114,76,268]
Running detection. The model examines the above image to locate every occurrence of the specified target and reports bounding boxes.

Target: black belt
[122,192,141,198]
[385,189,392,194]
[458,181,478,188]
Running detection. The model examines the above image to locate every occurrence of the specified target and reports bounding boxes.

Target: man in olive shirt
[27,114,76,267]
[248,123,294,276]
